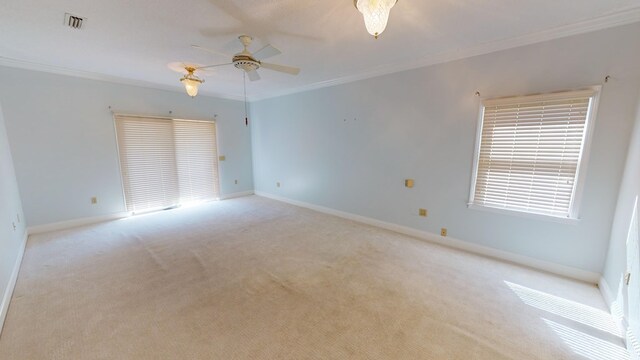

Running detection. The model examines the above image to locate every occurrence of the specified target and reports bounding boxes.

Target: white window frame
[467,86,601,223]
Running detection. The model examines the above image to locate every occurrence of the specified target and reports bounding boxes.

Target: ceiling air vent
[64,13,85,29]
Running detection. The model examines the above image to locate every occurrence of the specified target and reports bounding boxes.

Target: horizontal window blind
[114,115,219,213]
[174,120,219,203]
[115,116,180,213]
[471,89,596,218]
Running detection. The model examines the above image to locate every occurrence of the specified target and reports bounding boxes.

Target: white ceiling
[1,0,639,100]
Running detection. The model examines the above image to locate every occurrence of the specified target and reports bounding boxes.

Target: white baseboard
[0,230,28,335]
[27,193,256,235]
[220,190,255,200]
[27,212,130,235]
[599,276,616,312]
[256,191,601,284]
[599,276,630,343]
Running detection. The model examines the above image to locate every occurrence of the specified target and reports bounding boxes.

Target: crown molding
[251,8,640,101]
[0,56,246,102]
[1,7,639,103]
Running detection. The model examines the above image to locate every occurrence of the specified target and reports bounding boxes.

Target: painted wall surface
[602,96,640,323]
[0,68,253,227]
[0,102,26,326]
[252,23,640,273]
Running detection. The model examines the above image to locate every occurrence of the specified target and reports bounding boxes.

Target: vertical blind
[470,89,596,218]
[115,115,219,213]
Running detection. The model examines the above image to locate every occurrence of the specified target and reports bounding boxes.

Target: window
[114,115,220,213]
[469,88,599,219]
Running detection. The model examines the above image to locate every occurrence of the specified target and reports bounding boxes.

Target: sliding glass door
[114,115,220,213]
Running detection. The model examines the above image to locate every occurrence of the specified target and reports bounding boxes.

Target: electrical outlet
[419,208,427,217]
[441,228,448,237]
[91,197,98,204]
[277,182,281,188]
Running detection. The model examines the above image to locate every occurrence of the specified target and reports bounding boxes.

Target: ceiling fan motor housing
[233,54,260,72]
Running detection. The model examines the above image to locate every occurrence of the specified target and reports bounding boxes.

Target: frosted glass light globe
[356,0,397,39]
[182,78,201,97]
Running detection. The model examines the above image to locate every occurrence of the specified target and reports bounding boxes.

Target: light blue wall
[0,102,26,327]
[251,23,640,274]
[0,67,253,227]
[602,95,640,320]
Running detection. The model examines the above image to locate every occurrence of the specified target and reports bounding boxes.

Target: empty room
[1,1,640,359]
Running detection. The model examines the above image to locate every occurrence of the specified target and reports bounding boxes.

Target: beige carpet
[0,196,627,359]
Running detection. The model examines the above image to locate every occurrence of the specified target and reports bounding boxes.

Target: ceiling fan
[170,35,300,97]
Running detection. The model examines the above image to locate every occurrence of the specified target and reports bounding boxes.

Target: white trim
[570,86,601,219]
[598,276,619,316]
[467,102,485,207]
[467,204,581,225]
[251,9,640,101]
[220,190,255,200]
[0,231,28,336]
[467,86,601,222]
[599,276,631,346]
[112,113,129,213]
[25,192,253,234]
[0,57,245,102]
[111,112,217,124]
[483,89,598,106]
[1,9,639,102]
[27,212,130,235]
[255,191,600,283]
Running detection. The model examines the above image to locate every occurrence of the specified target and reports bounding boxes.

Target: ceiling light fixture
[180,67,204,97]
[354,0,398,39]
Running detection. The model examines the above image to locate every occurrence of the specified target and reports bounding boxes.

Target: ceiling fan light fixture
[180,67,204,97]
[354,0,398,39]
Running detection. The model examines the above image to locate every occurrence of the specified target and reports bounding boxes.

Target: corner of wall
[0,230,27,335]
[600,86,640,352]
[599,275,628,333]
[0,101,28,336]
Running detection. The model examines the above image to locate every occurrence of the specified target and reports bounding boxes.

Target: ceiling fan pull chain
[244,71,249,127]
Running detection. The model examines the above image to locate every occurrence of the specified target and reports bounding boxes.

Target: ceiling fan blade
[260,62,300,76]
[196,63,233,69]
[167,62,192,73]
[247,69,261,81]
[253,44,282,60]
[191,45,231,58]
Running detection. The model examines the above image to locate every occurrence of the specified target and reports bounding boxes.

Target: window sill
[467,204,581,225]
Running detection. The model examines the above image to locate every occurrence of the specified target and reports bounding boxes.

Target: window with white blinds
[114,115,220,213]
[469,88,598,219]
